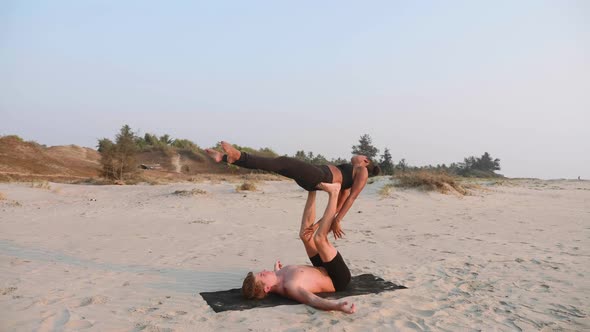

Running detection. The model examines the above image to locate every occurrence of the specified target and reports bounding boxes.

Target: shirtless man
[241,182,355,314]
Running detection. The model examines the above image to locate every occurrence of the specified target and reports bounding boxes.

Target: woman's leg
[221,141,241,163]
[204,141,241,163]
[206,141,328,191]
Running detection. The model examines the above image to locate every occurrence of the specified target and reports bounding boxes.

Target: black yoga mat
[200,273,407,313]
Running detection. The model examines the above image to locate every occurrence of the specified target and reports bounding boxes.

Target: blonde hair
[242,272,267,299]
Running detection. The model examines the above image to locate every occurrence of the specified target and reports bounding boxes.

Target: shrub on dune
[236,182,257,192]
[395,171,467,195]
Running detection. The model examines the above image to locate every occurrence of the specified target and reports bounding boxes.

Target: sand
[0,178,589,331]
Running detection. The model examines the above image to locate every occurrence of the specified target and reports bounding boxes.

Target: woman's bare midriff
[327,165,343,185]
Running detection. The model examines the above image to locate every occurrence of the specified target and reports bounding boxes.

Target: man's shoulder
[282,278,310,299]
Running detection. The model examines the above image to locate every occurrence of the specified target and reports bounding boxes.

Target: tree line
[350,134,501,177]
[98,125,502,180]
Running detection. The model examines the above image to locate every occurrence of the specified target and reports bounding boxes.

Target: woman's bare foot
[205,149,223,163]
[317,182,341,194]
[220,141,241,163]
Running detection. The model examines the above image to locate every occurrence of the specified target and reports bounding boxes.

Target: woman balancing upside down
[205,141,380,239]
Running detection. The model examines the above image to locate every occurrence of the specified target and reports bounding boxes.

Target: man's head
[242,270,276,299]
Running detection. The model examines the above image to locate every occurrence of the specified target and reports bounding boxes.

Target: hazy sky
[1,1,589,179]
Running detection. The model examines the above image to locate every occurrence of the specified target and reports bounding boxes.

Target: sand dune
[1,179,589,331]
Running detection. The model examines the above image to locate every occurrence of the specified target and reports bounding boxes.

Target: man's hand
[274,260,283,271]
[302,222,320,241]
[337,300,356,314]
[331,220,345,240]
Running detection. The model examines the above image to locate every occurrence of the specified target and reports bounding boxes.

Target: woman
[205,141,380,239]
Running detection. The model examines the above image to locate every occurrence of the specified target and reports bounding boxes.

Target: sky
[1,1,589,179]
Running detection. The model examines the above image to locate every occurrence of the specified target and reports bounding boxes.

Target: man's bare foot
[205,149,223,163]
[220,141,241,163]
[317,182,341,194]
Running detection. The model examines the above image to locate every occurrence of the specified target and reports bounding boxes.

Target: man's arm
[286,286,355,314]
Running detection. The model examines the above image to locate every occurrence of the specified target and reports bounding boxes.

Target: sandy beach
[1,178,588,331]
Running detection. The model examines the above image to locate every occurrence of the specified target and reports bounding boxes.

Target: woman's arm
[334,167,368,224]
[329,168,368,239]
[336,189,350,214]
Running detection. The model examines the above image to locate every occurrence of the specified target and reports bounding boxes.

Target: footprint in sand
[1,286,17,295]
[39,308,71,332]
[129,306,159,314]
[189,218,215,224]
[36,297,61,306]
[10,258,31,266]
[168,310,187,317]
[65,320,93,330]
[160,313,173,320]
[413,308,436,317]
[360,230,373,236]
[78,295,108,307]
[549,304,587,319]
[135,322,173,332]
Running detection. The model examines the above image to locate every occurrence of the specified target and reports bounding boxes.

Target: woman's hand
[331,220,345,240]
[274,260,283,271]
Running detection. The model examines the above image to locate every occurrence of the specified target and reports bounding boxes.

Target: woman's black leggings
[224,152,333,191]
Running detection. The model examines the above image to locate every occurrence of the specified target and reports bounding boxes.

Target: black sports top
[336,164,354,189]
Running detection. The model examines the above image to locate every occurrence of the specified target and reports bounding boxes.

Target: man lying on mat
[241,182,355,314]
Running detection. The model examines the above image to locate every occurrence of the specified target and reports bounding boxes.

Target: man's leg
[313,183,340,263]
[299,191,318,257]
[314,183,352,291]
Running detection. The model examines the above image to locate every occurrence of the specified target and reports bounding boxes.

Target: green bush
[172,139,200,151]
[0,135,24,142]
[98,125,138,180]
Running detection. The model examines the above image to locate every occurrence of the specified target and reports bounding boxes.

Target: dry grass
[172,188,207,196]
[395,171,467,195]
[0,173,15,182]
[72,177,116,185]
[71,175,163,186]
[378,183,395,198]
[236,181,257,192]
[9,200,22,207]
[31,181,51,190]
[0,193,21,207]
